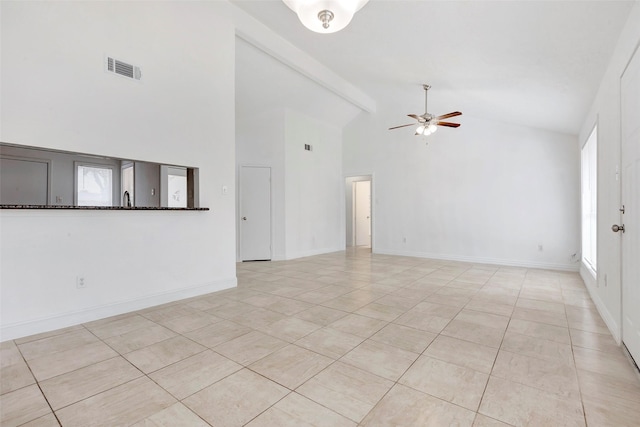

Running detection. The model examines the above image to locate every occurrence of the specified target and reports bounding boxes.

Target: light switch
[222,186,228,194]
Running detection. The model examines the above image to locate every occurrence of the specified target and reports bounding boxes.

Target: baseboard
[580,265,621,343]
[374,248,580,272]
[0,277,237,342]
[284,247,344,261]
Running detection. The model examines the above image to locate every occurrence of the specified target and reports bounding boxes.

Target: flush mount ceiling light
[282,0,370,34]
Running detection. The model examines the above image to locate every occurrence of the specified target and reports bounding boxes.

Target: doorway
[621,44,640,365]
[355,181,371,247]
[239,165,272,261]
[345,175,372,249]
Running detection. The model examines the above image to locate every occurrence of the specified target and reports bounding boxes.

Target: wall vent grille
[106,56,142,81]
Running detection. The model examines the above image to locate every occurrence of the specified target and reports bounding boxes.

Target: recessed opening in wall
[0,142,202,209]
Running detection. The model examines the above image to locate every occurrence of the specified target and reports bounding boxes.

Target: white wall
[236,109,286,261]
[234,19,364,262]
[284,110,344,259]
[578,3,640,342]
[236,108,345,261]
[344,110,580,270]
[0,1,237,340]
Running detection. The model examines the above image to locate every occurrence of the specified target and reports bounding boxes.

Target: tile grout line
[349,265,485,424]
[84,316,219,426]
[240,262,438,425]
[8,252,628,426]
[566,291,590,427]
[12,340,63,426]
[474,265,523,423]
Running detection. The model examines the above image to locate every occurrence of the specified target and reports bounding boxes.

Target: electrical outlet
[76,276,86,289]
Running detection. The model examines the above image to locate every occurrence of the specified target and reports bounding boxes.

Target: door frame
[344,173,375,251]
[237,164,273,262]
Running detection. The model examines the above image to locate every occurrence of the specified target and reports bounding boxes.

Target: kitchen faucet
[123,191,131,207]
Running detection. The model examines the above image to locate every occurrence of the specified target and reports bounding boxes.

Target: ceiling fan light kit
[389,84,462,138]
[282,0,370,33]
[416,124,437,136]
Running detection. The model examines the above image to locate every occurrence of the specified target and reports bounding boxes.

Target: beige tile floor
[2,248,640,426]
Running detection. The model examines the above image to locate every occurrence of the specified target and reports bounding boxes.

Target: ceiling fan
[389,84,462,136]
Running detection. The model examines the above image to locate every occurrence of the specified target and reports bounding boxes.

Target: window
[581,125,597,273]
[76,163,114,206]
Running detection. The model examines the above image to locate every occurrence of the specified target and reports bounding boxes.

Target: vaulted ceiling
[234,0,635,134]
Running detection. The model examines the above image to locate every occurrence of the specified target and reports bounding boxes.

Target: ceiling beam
[232,3,377,114]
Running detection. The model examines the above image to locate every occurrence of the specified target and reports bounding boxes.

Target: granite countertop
[0,204,209,211]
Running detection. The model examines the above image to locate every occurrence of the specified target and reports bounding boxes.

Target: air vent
[106,56,142,81]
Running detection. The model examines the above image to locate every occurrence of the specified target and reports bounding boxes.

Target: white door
[355,180,371,247]
[621,46,640,364]
[240,166,271,261]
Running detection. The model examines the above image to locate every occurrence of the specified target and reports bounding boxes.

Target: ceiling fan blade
[389,123,416,130]
[436,121,461,128]
[407,114,426,122]
[436,111,462,120]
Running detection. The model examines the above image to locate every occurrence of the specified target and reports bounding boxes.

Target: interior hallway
[2,248,639,426]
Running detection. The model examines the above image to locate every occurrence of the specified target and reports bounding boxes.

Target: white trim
[581,123,598,273]
[581,120,598,150]
[581,259,597,280]
[580,265,621,343]
[374,248,580,272]
[620,38,640,78]
[284,246,344,261]
[0,278,237,342]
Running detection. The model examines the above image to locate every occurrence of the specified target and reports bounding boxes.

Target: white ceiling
[236,38,363,128]
[234,0,635,134]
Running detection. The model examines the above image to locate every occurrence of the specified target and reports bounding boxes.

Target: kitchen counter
[0,204,209,210]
